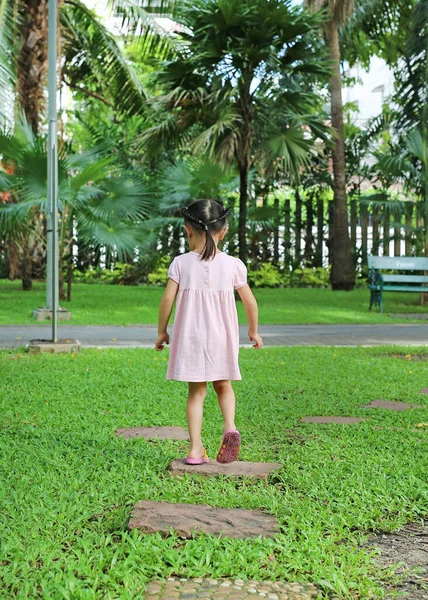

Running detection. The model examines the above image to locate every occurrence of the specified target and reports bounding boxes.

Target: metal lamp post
[47,0,59,342]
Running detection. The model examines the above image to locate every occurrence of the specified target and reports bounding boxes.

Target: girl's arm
[236,284,263,349]
[155,279,179,351]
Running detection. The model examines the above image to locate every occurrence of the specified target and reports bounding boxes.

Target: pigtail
[201,228,216,261]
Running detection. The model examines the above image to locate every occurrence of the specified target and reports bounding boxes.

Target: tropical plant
[393,0,428,254]
[0,122,153,296]
[143,0,331,265]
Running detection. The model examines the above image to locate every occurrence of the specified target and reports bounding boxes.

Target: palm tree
[0,0,157,131]
[0,121,153,298]
[0,0,171,287]
[305,0,356,290]
[143,0,330,265]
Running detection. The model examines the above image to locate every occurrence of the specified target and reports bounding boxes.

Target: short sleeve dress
[166,251,247,382]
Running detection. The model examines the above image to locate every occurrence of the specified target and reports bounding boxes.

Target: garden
[1,0,428,598]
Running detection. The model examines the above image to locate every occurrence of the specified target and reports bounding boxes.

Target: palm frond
[61,0,147,116]
[107,0,180,61]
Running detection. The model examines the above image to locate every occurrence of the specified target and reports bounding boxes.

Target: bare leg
[186,382,207,458]
[213,380,236,432]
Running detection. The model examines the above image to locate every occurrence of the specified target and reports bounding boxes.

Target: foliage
[73,263,141,286]
[248,263,283,288]
[147,256,170,286]
[341,0,417,68]
[0,122,155,295]
[0,346,427,597]
[144,0,331,263]
[284,266,331,288]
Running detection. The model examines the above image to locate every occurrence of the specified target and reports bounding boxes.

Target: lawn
[1,279,428,325]
[1,346,427,598]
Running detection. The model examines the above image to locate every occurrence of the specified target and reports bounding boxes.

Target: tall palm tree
[0,0,159,131]
[143,0,330,264]
[305,0,355,290]
[0,0,171,287]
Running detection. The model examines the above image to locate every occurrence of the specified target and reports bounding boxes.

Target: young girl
[155,199,263,465]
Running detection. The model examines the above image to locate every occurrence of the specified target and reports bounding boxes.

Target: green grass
[1,279,428,325]
[1,346,427,599]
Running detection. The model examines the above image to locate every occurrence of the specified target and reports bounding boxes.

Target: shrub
[248,263,283,288]
[283,266,331,288]
[73,263,140,285]
[147,256,170,285]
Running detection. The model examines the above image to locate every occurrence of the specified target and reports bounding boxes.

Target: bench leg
[369,289,382,312]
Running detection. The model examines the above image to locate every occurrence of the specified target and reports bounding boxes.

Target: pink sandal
[216,430,240,464]
[185,448,209,465]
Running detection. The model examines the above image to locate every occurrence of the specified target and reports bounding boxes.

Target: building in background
[343,56,395,127]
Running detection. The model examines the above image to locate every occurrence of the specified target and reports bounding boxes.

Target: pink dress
[166,251,247,382]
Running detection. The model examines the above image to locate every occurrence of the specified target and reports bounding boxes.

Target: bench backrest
[368,256,428,271]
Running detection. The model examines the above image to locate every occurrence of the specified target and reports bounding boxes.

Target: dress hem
[167,376,242,382]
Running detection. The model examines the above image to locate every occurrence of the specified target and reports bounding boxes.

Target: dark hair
[182,199,231,261]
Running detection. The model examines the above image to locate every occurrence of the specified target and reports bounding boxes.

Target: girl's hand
[249,332,263,349]
[155,332,170,351]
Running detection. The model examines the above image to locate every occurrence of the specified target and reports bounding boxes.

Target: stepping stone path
[144,578,319,600]
[360,400,424,411]
[169,459,282,481]
[129,501,279,539]
[115,426,190,440]
[300,416,366,424]
[420,388,428,395]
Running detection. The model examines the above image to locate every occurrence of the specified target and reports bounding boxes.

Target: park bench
[367,255,428,312]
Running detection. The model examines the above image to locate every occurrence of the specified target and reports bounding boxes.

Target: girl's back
[167,251,247,383]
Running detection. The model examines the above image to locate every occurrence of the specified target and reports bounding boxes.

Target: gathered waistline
[177,288,235,294]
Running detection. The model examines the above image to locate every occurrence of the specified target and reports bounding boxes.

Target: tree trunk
[238,163,248,265]
[325,20,355,290]
[18,0,49,133]
[295,188,302,265]
[21,240,33,291]
[8,243,19,280]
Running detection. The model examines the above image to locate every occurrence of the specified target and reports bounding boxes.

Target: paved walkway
[1,323,427,348]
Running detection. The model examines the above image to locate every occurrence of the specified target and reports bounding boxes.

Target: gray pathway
[0,323,427,348]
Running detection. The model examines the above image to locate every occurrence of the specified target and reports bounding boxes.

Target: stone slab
[32,307,72,321]
[168,459,282,481]
[301,416,367,425]
[28,339,81,354]
[420,388,428,395]
[360,399,424,411]
[129,501,279,539]
[115,426,189,440]
[144,577,319,599]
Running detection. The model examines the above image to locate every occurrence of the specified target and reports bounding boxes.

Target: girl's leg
[213,380,236,432]
[186,381,207,458]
